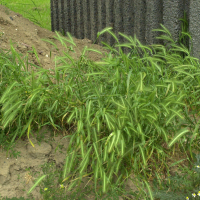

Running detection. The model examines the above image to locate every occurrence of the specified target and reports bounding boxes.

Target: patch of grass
[152,153,200,200]
[0,0,51,30]
[0,197,31,200]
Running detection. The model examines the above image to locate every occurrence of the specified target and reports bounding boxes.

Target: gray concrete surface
[50,0,200,61]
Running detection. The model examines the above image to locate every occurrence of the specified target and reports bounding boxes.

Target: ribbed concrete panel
[50,0,200,60]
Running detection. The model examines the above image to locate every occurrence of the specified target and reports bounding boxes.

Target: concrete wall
[50,0,200,60]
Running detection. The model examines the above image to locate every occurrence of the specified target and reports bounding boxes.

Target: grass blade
[27,175,47,194]
[168,128,189,148]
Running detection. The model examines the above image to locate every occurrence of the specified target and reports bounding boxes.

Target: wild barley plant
[26,25,200,198]
[0,11,200,200]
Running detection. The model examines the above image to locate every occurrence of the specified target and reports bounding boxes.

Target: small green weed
[0,0,7,6]
[152,153,200,200]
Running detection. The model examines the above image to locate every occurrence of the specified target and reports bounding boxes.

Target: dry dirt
[0,5,140,200]
[0,5,107,72]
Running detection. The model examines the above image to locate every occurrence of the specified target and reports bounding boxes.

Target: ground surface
[0,5,106,72]
[0,5,140,200]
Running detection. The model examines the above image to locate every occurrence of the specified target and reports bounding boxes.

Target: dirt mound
[0,5,139,200]
[0,5,106,72]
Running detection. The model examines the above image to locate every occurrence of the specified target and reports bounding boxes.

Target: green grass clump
[0,2,200,200]
[0,0,51,30]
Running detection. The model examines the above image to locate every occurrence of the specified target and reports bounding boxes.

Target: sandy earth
[0,5,107,72]
[0,5,141,200]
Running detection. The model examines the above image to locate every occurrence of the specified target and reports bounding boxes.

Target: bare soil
[0,5,139,200]
[0,5,107,72]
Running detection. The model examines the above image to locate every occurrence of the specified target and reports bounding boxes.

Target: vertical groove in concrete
[183,0,190,52]
[121,0,134,54]
[76,0,84,39]
[57,0,63,33]
[145,0,163,46]
[108,0,115,46]
[89,0,98,42]
[123,0,134,40]
[62,1,66,34]
[97,0,106,44]
[69,0,75,36]
[82,0,90,39]
[163,0,183,47]
[105,1,112,45]
[51,0,200,60]
[134,0,147,46]
[114,0,124,44]
[189,1,200,60]
[74,1,78,38]
[51,0,59,33]
[50,0,54,32]
[64,0,71,34]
